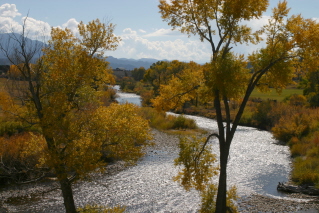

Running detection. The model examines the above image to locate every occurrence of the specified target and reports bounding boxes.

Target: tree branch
[195,133,219,167]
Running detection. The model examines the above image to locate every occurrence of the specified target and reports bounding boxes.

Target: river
[1,90,298,212]
[114,85,142,106]
[111,91,293,211]
[114,92,291,197]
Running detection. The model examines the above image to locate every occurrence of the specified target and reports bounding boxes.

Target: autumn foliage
[0,18,151,213]
[271,107,319,186]
[0,132,46,183]
[157,0,319,212]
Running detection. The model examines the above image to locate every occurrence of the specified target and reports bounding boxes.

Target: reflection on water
[2,91,294,212]
[116,92,141,106]
[113,85,142,106]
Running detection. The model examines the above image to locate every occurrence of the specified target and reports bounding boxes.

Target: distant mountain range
[105,56,167,70]
[0,33,45,65]
[0,33,166,70]
[0,55,164,70]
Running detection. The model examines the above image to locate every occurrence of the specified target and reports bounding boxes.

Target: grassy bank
[250,87,303,101]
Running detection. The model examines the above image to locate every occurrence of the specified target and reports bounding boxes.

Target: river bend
[0,91,293,212]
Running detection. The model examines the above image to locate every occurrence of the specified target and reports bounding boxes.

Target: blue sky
[1,0,318,63]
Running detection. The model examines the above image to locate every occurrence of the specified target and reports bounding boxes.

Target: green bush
[278,117,319,187]
[138,107,167,128]
[251,101,273,130]
[138,107,197,130]
[289,137,309,157]
[237,108,253,126]
[285,94,308,106]
[292,157,319,186]
[171,115,197,129]
[0,120,24,136]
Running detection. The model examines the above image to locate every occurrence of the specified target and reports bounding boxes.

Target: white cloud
[0,16,22,33]
[0,3,211,63]
[0,4,270,63]
[0,4,22,33]
[313,17,319,23]
[23,17,51,38]
[144,28,181,37]
[122,28,138,39]
[62,18,79,33]
[0,4,21,18]
[245,15,271,32]
[129,17,271,61]
[0,4,50,39]
[112,28,211,63]
[236,15,271,54]
[0,16,51,39]
[114,17,278,62]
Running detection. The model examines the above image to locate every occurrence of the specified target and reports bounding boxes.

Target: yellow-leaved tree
[0,18,152,213]
[156,0,319,212]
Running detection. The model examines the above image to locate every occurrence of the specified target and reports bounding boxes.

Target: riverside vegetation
[122,62,319,192]
[0,18,154,213]
[116,3,319,212]
[2,1,319,213]
[0,78,199,213]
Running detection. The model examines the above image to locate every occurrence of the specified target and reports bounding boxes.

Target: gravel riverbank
[238,194,319,212]
[1,129,319,212]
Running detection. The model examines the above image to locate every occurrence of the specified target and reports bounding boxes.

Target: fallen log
[277,182,319,196]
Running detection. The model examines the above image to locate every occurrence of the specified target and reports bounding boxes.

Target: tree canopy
[157,1,319,212]
[0,18,151,213]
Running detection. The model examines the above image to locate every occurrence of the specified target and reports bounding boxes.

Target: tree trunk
[43,135,77,213]
[215,150,228,213]
[59,177,77,213]
[213,91,230,213]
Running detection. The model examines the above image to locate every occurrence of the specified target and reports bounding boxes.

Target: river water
[177,113,290,197]
[111,92,292,211]
[113,85,142,106]
[1,90,294,212]
[114,90,291,197]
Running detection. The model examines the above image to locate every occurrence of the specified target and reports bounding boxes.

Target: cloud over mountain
[0,3,298,64]
[114,28,211,63]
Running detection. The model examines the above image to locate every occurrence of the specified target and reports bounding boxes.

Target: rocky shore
[238,194,319,212]
[1,129,319,212]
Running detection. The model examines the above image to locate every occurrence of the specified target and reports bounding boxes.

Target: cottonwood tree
[156,0,319,212]
[0,18,151,213]
[131,67,146,81]
[144,60,189,95]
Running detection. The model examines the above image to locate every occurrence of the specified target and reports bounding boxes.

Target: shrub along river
[1,90,304,212]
